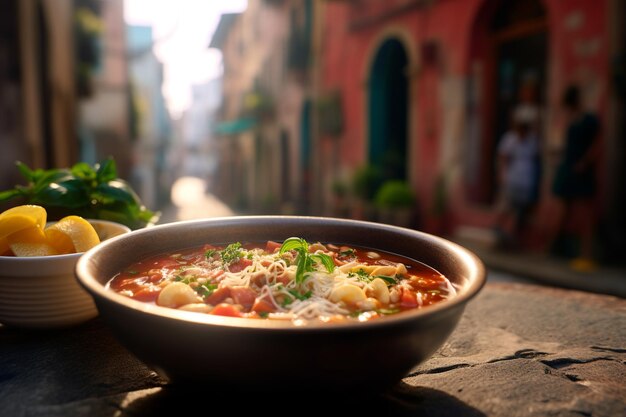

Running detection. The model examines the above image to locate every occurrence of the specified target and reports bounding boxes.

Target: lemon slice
[7,225,58,257]
[44,228,75,254]
[0,205,47,243]
[0,214,40,240]
[44,216,100,253]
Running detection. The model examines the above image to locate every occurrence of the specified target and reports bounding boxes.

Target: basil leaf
[16,161,35,182]
[94,182,137,205]
[32,179,90,208]
[96,158,117,183]
[71,162,96,181]
[31,170,72,194]
[310,253,335,273]
[375,275,398,285]
[0,189,23,201]
[288,289,312,301]
[279,237,308,254]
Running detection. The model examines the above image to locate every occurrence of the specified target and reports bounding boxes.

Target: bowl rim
[0,219,131,261]
[76,216,486,332]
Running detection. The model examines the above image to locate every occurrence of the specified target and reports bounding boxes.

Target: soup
[107,237,456,324]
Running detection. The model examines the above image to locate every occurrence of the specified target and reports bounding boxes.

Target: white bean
[157,282,200,308]
[371,265,396,276]
[329,284,367,304]
[389,288,400,303]
[369,278,390,304]
[356,297,381,311]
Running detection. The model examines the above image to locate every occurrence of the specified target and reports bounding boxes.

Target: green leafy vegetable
[0,159,159,229]
[220,242,244,265]
[375,275,398,285]
[339,248,356,257]
[279,237,335,285]
[349,269,398,286]
[282,289,312,307]
[196,283,218,297]
[288,289,312,301]
[173,275,191,285]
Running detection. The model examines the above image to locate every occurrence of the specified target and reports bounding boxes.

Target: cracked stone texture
[1,282,624,416]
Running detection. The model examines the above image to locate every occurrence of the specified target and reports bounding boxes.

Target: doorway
[368,38,409,182]
[468,0,547,204]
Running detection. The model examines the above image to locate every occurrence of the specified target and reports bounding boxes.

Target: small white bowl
[0,219,131,329]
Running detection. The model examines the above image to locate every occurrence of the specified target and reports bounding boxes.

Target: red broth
[107,238,455,324]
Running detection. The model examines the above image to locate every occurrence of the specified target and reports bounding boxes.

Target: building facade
[0,0,135,191]
[317,0,624,256]
[211,0,315,214]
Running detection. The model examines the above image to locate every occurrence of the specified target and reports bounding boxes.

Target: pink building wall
[320,0,611,237]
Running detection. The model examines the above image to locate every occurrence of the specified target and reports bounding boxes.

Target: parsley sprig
[279,237,335,285]
[349,268,398,286]
[219,242,244,265]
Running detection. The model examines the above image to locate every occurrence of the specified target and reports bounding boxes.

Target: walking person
[548,84,601,271]
[493,108,541,249]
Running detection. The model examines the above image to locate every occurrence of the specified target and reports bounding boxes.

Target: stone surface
[0,283,624,416]
[405,283,626,417]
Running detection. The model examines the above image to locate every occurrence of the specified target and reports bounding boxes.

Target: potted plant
[374,180,416,227]
[351,165,384,221]
[0,159,159,230]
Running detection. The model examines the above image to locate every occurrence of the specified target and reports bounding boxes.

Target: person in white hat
[493,106,541,248]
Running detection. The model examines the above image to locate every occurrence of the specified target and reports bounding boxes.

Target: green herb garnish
[349,268,369,279]
[281,290,311,307]
[205,249,217,259]
[220,242,243,265]
[288,289,312,301]
[279,237,335,285]
[196,283,218,297]
[349,269,398,286]
[173,275,191,285]
[339,248,356,257]
[375,275,398,285]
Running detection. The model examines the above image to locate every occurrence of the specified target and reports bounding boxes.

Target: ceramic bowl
[0,219,131,329]
[76,216,485,391]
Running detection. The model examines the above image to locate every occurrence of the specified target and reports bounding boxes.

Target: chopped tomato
[230,286,256,310]
[228,258,252,273]
[265,240,281,253]
[205,286,230,305]
[148,273,162,283]
[251,297,276,314]
[275,273,291,285]
[132,285,162,302]
[400,288,419,309]
[210,303,242,317]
